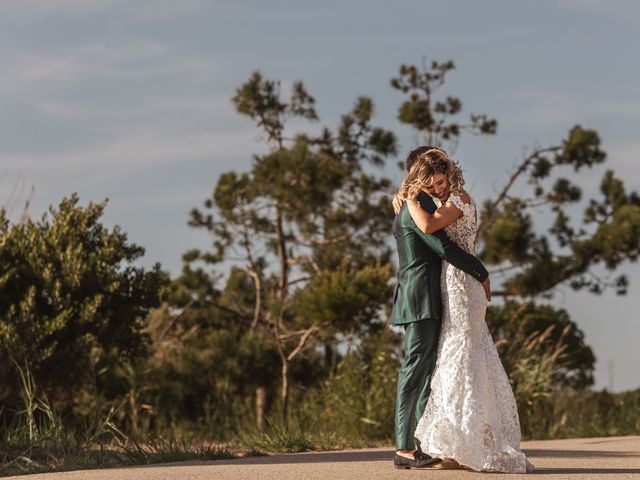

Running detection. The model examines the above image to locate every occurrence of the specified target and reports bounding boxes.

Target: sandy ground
[6,435,640,480]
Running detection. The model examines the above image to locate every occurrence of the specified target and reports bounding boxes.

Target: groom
[390,146,490,469]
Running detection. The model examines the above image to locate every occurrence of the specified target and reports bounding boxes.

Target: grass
[0,426,240,477]
[0,438,238,477]
[107,424,237,465]
[0,361,239,477]
[237,414,387,454]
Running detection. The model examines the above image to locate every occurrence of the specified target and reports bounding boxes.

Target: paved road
[7,436,640,479]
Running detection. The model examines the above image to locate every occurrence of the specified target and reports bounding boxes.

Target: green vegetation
[1,58,639,476]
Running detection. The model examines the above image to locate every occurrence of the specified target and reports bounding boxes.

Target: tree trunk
[274,206,288,302]
[129,393,139,439]
[280,359,289,430]
[256,387,267,430]
[324,343,334,369]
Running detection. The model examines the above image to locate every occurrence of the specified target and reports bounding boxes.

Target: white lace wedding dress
[414,192,533,473]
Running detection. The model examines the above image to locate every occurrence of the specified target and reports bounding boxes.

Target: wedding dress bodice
[435,192,477,254]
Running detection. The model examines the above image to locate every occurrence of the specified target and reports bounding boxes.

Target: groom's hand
[392,193,405,214]
[482,278,492,302]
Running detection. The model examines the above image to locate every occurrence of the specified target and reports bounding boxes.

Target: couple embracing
[390,146,534,473]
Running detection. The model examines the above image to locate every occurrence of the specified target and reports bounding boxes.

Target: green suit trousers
[395,320,440,450]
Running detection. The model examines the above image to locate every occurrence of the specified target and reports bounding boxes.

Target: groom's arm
[412,195,488,283]
[412,226,488,282]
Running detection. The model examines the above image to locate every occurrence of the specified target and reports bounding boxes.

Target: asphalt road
[7,435,640,480]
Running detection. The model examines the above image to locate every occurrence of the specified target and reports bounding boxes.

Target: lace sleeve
[448,192,471,215]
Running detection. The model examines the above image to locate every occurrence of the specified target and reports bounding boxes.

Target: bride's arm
[407,200,462,234]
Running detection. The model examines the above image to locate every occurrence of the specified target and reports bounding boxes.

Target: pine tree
[181,71,397,427]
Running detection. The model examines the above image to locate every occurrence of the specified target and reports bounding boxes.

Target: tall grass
[0,361,119,476]
[106,421,235,464]
[0,362,235,476]
[11,360,62,446]
[522,388,640,440]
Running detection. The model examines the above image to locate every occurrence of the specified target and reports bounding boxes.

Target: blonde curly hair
[399,147,465,201]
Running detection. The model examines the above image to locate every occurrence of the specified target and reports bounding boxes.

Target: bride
[396,147,533,473]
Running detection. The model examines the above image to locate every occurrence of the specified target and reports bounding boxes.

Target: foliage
[317,328,401,440]
[390,59,497,152]
[487,301,595,388]
[478,126,640,298]
[0,194,169,409]
[520,388,640,440]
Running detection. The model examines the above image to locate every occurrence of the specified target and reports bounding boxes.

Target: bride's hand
[392,193,405,214]
[482,277,491,302]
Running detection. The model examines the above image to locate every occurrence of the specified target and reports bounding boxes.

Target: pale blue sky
[1,0,639,391]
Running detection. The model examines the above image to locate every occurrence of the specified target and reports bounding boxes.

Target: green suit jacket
[390,192,488,326]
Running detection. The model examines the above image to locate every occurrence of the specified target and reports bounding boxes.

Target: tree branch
[292,234,349,246]
[208,301,252,323]
[240,206,263,329]
[286,326,319,361]
[152,299,194,349]
[275,205,289,303]
[478,146,561,238]
[287,276,313,286]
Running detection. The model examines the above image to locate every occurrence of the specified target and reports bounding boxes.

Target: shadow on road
[209,450,395,465]
[532,468,640,475]
[524,448,639,458]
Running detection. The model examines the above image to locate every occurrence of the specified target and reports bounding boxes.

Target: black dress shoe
[394,451,442,469]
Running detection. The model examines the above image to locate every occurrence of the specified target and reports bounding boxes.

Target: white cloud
[30,91,236,123]
[0,40,221,99]
[0,127,263,182]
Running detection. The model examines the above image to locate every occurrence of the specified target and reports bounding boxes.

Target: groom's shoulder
[394,203,411,228]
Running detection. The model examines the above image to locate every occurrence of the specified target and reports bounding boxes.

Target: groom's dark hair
[406,145,438,172]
